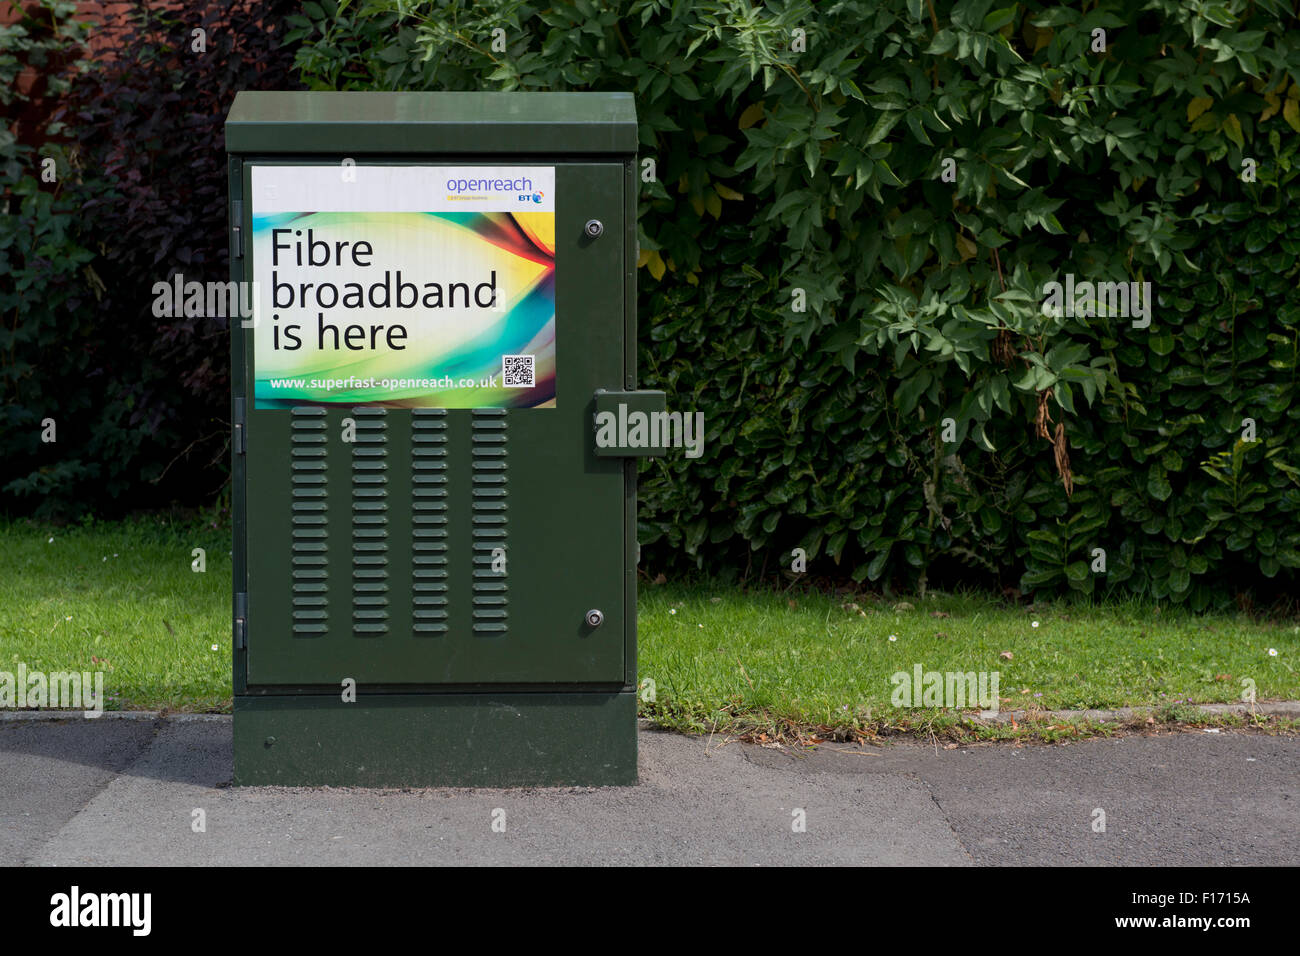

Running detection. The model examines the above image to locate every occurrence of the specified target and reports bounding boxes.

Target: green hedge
[287,0,1300,607]
[0,1,98,505]
[1,0,303,515]
[6,0,1288,606]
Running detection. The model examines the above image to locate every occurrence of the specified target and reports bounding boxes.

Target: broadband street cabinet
[225,91,654,786]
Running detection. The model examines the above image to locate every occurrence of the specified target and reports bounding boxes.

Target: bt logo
[517,191,544,204]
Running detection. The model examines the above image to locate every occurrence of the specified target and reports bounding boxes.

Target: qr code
[502,354,535,388]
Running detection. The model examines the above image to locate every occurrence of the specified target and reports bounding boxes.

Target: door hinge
[234,592,248,650]
[230,200,243,259]
[233,397,246,455]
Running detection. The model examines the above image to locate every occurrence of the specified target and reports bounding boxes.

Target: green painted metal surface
[225,91,638,155]
[241,162,625,687]
[227,92,639,787]
[233,692,638,787]
[593,388,670,457]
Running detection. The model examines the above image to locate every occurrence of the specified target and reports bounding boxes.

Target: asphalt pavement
[1,713,1295,866]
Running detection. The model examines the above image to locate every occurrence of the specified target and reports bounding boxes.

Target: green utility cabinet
[225,91,652,787]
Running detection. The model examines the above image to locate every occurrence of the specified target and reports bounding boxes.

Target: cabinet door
[239,161,626,687]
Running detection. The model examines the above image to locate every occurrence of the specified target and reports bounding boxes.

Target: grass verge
[1,515,230,712]
[637,580,1300,743]
[2,519,1297,743]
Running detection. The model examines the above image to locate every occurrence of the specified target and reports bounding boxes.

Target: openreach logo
[891,663,1000,713]
[0,663,104,717]
[445,174,534,197]
[50,886,151,936]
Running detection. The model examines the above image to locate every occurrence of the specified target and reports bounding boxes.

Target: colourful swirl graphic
[251,210,556,409]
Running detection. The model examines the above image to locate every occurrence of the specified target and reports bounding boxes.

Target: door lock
[585,608,605,628]
[584,219,604,239]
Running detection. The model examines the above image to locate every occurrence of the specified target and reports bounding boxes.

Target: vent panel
[472,409,508,635]
[352,408,389,635]
[412,408,449,635]
[290,407,327,636]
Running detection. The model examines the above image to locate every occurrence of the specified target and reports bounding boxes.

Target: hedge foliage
[1,0,97,504]
[1,0,302,513]
[7,0,1298,607]
[288,0,1300,607]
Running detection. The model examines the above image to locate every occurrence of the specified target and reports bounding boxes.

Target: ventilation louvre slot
[472,408,508,635]
[290,407,328,637]
[412,409,449,635]
[351,408,388,635]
